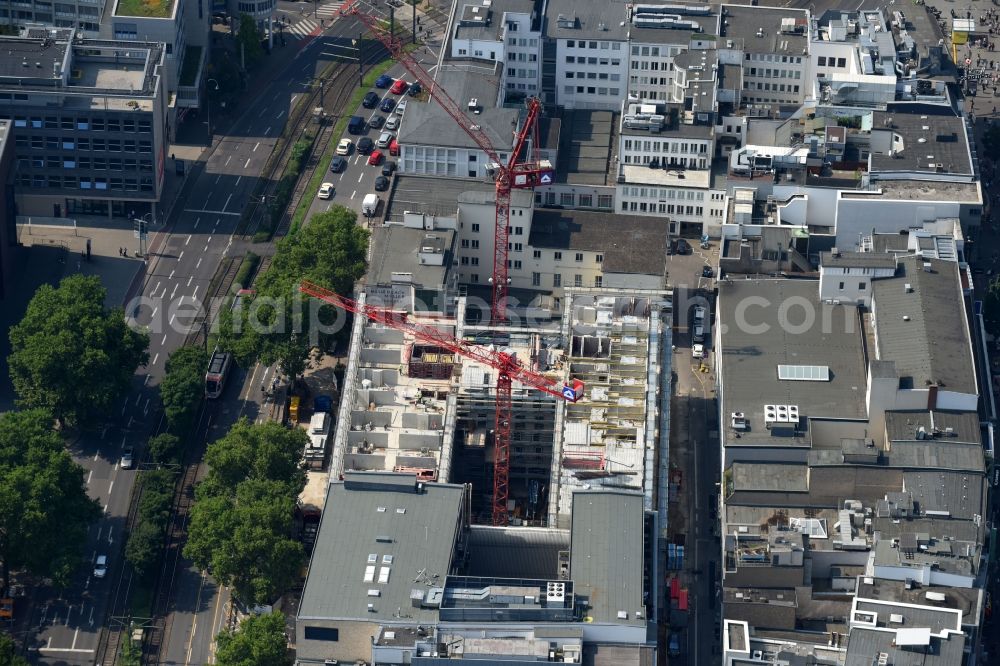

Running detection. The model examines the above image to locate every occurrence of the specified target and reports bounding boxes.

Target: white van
[362,193,379,216]
[308,412,330,452]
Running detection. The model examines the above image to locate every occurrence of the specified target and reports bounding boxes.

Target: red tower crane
[299,281,582,526]
[339,0,556,524]
[340,0,554,325]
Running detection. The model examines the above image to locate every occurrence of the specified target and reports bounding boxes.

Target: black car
[374,175,389,191]
[407,81,422,97]
[667,239,677,255]
[369,115,385,130]
[357,137,374,154]
[677,239,691,255]
[381,161,396,177]
[379,97,396,113]
[362,91,380,109]
[702,265,713,278]
[330,156,347,173]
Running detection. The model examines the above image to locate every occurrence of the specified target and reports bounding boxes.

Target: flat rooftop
[844,180,981,203]
[452,0,535,42]
[529,210,668,278]
[845,626,965,666]
[720,4,809,54]
[299,473,464,623]
[385,175,533,222]
[545,0,718,43]
[621,164,711,189]
[368,226,455,290]
[717,279,868,447]
[114,0,176,17]
[872,104,973,176]
[555,109,618,187]
[855,578,982,626]
[871,256,976,395]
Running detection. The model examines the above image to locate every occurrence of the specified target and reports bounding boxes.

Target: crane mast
[335,1,559,525]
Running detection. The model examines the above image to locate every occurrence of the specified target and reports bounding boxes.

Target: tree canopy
[160,347,207,435]
[0,632,30,666]
[8,274,149,428]
[184,420,308,605]
[215,611,291,666]
[217,207,368,377]
[0,409,102,588]
[236,14,265,66]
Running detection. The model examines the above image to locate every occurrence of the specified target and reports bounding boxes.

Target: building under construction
[328,288,672,529]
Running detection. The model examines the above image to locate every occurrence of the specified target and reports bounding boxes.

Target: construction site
[321,288,672,529]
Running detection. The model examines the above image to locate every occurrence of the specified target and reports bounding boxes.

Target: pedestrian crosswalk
[315,2,343,19]
[282,17,323,40]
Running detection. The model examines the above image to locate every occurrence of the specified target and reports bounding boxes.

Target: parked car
[336,138,352,155]
[384,115,400,130]
[318,182,335,199]
[329,156,347,173]
[94,555,108,579]
[389,138,400,157]
[667,239,677,255]
[381,161,397,177]
[368,114,385,130]
[379,97,396,113]
[119,448,134,470]
[395,99,407,115]
[374,74,394,89]
[702,265,713,278]
[357,137,374,154]
[367,150,384,166]
[693,306,706,323]
[390,78,409,95]
[407,81,422,96]
[692,343,705,359]
[347,115,366,134]
[362,91,380,109]
[374,175,389,191]
[677,238,691,255]
[377,131,394,148]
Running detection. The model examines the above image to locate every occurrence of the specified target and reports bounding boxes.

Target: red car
[367,150,384,166]
[389,79,409,95]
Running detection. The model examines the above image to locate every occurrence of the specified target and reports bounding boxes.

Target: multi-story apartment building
[449,0,541,96]
[718,4,810,111]
[810,9,899,107]
[102,0,210,114]
[0,29,167,220]
[544,0,719,111]
[0,0,104,34]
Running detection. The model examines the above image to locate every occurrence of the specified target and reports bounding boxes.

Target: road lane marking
[179,251,185,261]
[244,157,251,169]
[71,628,79,649]
[188,275,194,287]
[254,142,260,151]
[152,352,159,365]
[87,470,93,485]
[358,173,364,183]
[153,280,161,294]
[214,175,221,185]
[224,193,233,210]
[225,155,232,166]
[169,269,175,279]
[151,306,158,318]
[171,283,178,299]
[265,126,272,135]
[196,258,203,268]
[193,285,200,300]
[194,216,201,229]
[135,393,141,406]
[38,648,94,654]
[108,480,114,497]
[183,209,240,216]
[186,572,208,665]
[186,234,191,245]
[277,110,285,119]
[351,190,356,199]
[161,334,167,345]
[235,176,242,187]
[96,526,101,540]
[259,107,267,117]
[170,313,176,325]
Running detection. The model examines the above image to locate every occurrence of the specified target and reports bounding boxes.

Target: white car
[336,138,353,155]
[318,183,335,199]
[692,344,705,359]
[120,447,134,469]
[394,99,407,115]
[94,555,108,579]
[384,115,400,131]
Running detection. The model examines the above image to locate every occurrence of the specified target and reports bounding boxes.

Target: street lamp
[206,78,220,139]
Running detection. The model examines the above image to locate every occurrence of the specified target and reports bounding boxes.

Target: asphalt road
[24,16,366,666]
[665,244,721,666]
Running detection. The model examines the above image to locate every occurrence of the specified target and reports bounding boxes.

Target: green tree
[236,14,265,67]
[0,410,102,589]
[125,469,177,575]
[184,420,308,605]
[215,611,291,666]
[8,275,149,428]
[217,207,368,378]
[160,347,207,435]
[0,632,30,666]
[985,278,1000,338]
[147,432,181,464]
